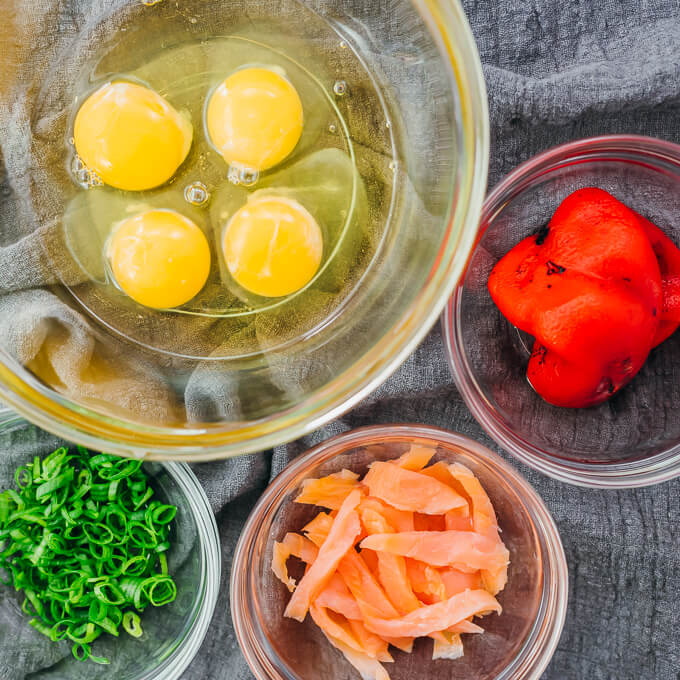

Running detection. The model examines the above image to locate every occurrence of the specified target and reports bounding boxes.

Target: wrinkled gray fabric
[188,3,680,680]
[0,1,679,680]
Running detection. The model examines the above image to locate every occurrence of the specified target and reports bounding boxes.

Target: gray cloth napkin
[0,1,679,679]
[187,3,680,680]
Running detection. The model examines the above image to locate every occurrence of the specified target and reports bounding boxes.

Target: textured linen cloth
[0,1,679,679]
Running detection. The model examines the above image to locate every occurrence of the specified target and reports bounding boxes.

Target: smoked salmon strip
[405,559,447,603]
[303,511,335,545]
[447,463,497,536]
[363,589,501,639]
[447,463,508,594]
[296,469,361,509]
[360,531,509,572]
[360,508,421,615]
[310,604,370,657]
[347,618,393,661]
[316,573,363,621]
[432,632,464,660]
[449,619,484,634]
[272,532,320,591]
[359,497,415,533]
[320,631,392,680]
[392,444,436,471]
[272,541,297,592]
[338,549,400,620]
[440,567,483,596]
[363,462,467,515]
[285,489,362,622]
[272,449,511,679]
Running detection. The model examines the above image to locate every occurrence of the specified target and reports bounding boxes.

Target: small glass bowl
[231,424,567,680]
[444,134,680,488]
[0,409,221,680]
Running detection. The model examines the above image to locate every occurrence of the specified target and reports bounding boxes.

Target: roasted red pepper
[636,213,680,344]
[488,188,680,408]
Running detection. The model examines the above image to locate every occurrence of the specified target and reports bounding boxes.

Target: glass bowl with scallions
[0,410,220,680]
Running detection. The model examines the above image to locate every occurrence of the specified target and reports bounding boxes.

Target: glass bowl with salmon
[443,135,680,488]
[231,424,568,680]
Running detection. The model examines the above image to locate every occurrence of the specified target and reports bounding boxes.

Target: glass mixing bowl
[0,409,221,679]
[0,0,487,460]
[231,424,568,680]
[444,135,680,488]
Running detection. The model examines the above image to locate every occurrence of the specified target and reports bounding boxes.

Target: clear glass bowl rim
[0,0,489,461]
[230,423,568,680]
[0,408,222,680]
[443,133,680,489]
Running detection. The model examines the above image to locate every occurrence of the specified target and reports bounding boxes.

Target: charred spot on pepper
[651,241,666,267]
[515,259,534,280]
[622,276,631,282]
[618,357,634,373]
[530,343,547,366]
[534,222,550,246]
[546,260,566,275]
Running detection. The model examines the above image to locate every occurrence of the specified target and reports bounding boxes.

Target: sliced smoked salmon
[316,573,363,621]
[359,497,415,533]
[310,604,369,657]
[360,531,509,572]
[338,550,400,620]
[432,631,464,660]
[303,511,335,545]
[440,567,483,597]
[363,462,467,515]
[392,444,436,471]
[284,489,362,622]
[447,463,508,595]
[272,532,320,591]
[272,450,511,679]
[320,630,392,680]
[296,469,361,509]
[360,508,421,615]
[363,589,501,639]
[405,559,447,603]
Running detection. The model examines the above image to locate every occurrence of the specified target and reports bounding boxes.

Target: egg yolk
[73,81,193,191]
[108,210,211,309]
[206,67,304,172]
[223,196,323,298]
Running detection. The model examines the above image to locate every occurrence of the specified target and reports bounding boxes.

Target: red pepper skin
[661,276,680,323]
[488,188,662,408]
[636,213,680,345]
[527,342,624,409]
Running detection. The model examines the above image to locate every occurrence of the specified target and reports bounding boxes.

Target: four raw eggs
[73,67,323,309]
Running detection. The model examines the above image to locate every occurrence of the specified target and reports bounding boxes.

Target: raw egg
[206,67,303,172]
[73,81,193,191]
[108,209,210,309]
[223,196,323,297]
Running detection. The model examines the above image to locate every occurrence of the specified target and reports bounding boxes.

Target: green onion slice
[0,447,178,663]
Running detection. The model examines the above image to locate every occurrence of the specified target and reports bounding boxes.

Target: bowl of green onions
[0,410,220,680]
